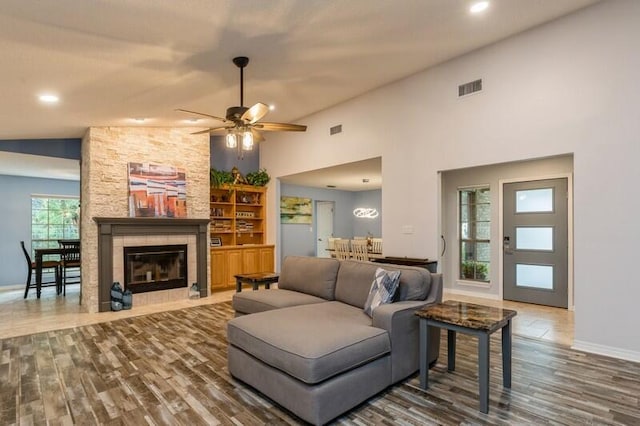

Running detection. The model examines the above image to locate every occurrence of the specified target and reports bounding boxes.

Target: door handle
[503,236,513,255]
[440,235,446,257]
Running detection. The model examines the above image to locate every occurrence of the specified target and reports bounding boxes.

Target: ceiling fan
[177,56,307,154]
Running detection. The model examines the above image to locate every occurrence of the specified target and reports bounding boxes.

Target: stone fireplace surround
[94,217,209,312]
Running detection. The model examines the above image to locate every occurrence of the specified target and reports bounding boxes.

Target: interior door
[316,201,334,258]
[503,178,568,308]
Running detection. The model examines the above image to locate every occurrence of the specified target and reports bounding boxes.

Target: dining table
[35,239,80,298]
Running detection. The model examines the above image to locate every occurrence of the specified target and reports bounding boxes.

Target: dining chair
[371,238,383,254]
[21,241,61,299]
[334,239,351,260]
[350,239,369,261]
[59,240,81,296]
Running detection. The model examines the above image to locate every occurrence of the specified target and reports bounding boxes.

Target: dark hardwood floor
[0,302,638,425]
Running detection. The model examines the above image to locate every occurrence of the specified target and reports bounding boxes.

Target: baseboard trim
[444,288,501,301]
[572,340,640,363]
[0,284,24,292]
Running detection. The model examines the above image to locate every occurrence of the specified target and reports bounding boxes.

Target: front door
[503,178,568,308]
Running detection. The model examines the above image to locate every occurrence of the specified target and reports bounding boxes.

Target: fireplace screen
[124,244,187,293]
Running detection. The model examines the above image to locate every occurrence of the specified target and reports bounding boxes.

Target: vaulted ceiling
[1,0,599,140]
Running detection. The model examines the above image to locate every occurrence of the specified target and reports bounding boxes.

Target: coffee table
[415,300,517,413]
[234,272,279,293]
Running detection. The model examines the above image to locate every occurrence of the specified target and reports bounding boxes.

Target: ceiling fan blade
[251,128,266,142]
[241,102,269,124]
[191,125,234,135]
[176,108,228,122]
[254,122,307,132]
[191,128,213,135]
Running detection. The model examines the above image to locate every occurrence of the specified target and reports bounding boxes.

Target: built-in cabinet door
[259,247,274,272]
[242,248,260,274]
[210,250,227,290]
[226,249,243,286]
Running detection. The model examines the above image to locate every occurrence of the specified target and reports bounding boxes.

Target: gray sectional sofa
[227,256,442,425]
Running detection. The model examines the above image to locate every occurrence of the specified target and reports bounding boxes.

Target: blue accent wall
[279,184,382,263]
[0,138,81,159]
[209,136,259,176]
[0,175,80,287]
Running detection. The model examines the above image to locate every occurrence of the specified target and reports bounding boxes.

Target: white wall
[262,1,640,360]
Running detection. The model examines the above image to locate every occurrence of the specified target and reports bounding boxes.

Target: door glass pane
[516,264,553,289]
[516,227,553,251]
[516,188,553,213]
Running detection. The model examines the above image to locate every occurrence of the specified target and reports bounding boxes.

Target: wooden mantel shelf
[94,217,210,226]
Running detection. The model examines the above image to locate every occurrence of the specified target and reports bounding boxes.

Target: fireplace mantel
[94,217,210,312]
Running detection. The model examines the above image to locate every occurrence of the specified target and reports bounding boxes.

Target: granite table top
[234,272,280,282]
[415,300,517,333]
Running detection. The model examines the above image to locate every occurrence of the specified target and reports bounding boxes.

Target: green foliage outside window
[31,197,80,256]
[459,188,490,282]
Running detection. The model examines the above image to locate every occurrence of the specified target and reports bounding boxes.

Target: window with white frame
[31,196,80,256]
[459,187,490,282]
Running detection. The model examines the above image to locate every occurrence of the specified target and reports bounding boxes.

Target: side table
[234,272,280,293]
[415,300,517,414]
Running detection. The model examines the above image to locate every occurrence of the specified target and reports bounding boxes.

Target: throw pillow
[363,268,401,317]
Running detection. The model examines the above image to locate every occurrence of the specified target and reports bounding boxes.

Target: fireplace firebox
[124,244,187,293]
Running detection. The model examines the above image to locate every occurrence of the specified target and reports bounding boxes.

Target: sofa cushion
[335,261,431,308]
[227,302,390,384]
[393,263,431,302]
[232,289,327,314]
[278,256,340,300]
[363,268,401,317]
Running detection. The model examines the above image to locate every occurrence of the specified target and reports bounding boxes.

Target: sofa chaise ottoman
[227,256,442,425]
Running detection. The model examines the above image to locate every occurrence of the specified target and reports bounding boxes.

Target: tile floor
[0,285,236,339]
[0,285,574,346]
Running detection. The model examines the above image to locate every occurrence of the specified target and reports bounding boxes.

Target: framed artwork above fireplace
[128,162,187,218]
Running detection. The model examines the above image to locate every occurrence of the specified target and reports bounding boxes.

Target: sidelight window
[459,187,490,282]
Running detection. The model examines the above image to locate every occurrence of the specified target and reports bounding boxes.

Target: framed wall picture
[128,162,187,218]
[211,237,222,247]
[280,196,313,224]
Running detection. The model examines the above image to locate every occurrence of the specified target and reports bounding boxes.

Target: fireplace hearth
[124,244,187,293]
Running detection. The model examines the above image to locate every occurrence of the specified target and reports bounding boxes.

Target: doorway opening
[439,155,574,310]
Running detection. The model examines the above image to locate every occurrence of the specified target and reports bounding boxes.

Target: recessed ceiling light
[470,1,489,14]
[269,104,275,111]
[38,94,59,104]
[133,118,146,123]
[184,118,200,123]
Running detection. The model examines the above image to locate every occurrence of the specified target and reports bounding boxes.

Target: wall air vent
[458,79,482,97]
[330,124,342,135]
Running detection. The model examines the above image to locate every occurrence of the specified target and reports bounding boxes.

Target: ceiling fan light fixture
[242,130,254,151]
[179,56,306,145]
[226,132,237,148]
